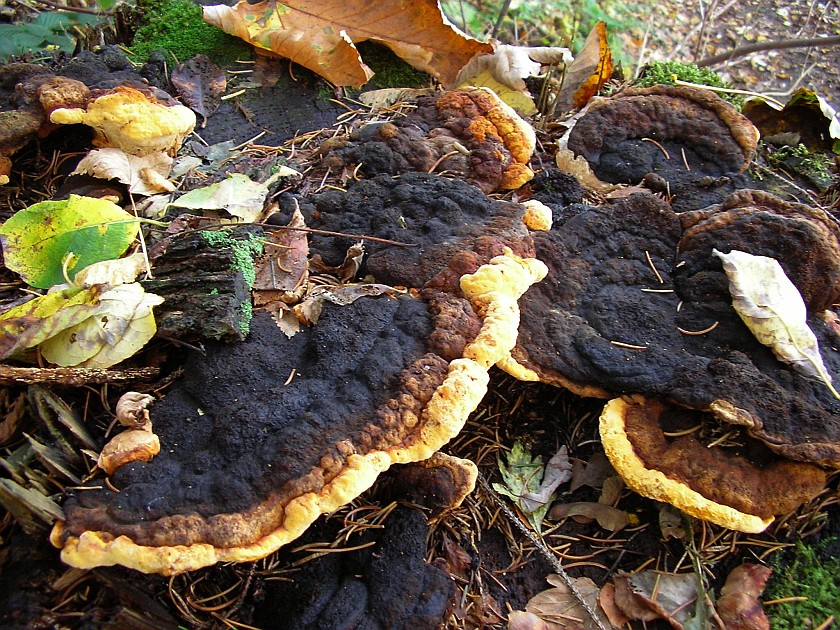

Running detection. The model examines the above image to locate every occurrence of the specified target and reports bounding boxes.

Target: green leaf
[0,286,103,360]
[0,195,141,289]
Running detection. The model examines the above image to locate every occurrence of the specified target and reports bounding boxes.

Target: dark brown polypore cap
[504,192,840,466]
[51,252,545,575]
[600,397,827,532]
[677,189,840,312]
[564,85,759,183]
[321,87,535,193]
[309,173,538,294]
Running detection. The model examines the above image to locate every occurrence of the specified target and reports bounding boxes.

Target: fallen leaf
[612,570,703,629]
[71,252,148,288]
[39,283,164,368]
[170,54,226,125]
[598,582,630,628]
[0,392,27,446]
[359,87,435,112]
[455,44,572,115]
[549,501,633,533]
[0,195,141,289]
[72,148,175,195]
[598,475,624,505]
[310,241,365,283]
[202,0,492,88]
[253,208,309,305]
[294,283,401,327]
[507,610,549,630]
[526,574,612,629]
[715,564,771,630]
[493,442,571,532]
[552,22,613,114]
[659,504,687,540]
[440,534,472,579]
[570,451,613,492]
[0,286,103,360]
[169,173,268,223]
[713,249,839,399]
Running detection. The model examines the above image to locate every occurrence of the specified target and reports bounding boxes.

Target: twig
[15,0,112,16]
[253,222,418,247]
[696,34,840,68]
[477,472,610,630]
[491,0,513,39]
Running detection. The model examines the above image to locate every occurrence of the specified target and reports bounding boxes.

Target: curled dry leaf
[507,610,549,630]
[455,44,572,115]
[713,248,840,399]
[551,22,613,115]
[203,0,491,88]
[253,207,310,306]
[294,283,402,328]
[612,570,704,629]
[72,148,175,195]
[715,564,771,630]
[115,392,156,429]
[71,253,147,288]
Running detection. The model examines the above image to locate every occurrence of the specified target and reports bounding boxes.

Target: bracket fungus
[504,191,840,469]
[307,172,542,294]
[320,87,536,193]
[50,85,196,156]
[558,86,760,210]
[600,397,827,532]
[50,251,545,574]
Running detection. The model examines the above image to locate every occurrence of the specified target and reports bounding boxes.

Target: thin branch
[696,34,840,68]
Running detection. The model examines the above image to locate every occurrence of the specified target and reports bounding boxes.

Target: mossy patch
[355,41,433,91]
[130,0,251,64]
[765,539,840,629]
[635,60,744,108]
[199,229,262,336]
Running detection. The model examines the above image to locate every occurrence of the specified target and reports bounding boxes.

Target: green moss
[237,300,253,336]
[199,229,263,289]
[765,539,840,629]
[635,61,744,108]
[355,41,432,90]
[769,143,834,181]
[130,0,250,64]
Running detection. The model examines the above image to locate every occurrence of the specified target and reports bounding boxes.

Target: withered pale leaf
[72,148,175,195]
[202,0,491,88]
[169,173,267,223]
[456,44,572,115]
[294,284,402,327]
[549,501,633,533]
[72,253,147,288]
[713,248,840,399]
[525,574,611,629]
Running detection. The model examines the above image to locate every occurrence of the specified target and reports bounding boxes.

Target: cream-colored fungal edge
[599,397,773,534]
[52,251,546,575]
[521,200,553,232]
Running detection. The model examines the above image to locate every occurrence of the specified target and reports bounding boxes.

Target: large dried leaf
[169,173,267,223]
[715,564,771,630]
[552,22,613,114]
[548,501,633,533]
[253,207,309,304]
[525,574,611,629]
[713,248,839,399]
[0,195,141,289]
[612,570,704,629]
[72,148,175,195]
[202,0,492,88]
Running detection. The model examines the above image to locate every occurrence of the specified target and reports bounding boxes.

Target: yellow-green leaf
[0,286,103,360]
[714,248,839,399]
[0,195,141,289]
[40,283,164,368]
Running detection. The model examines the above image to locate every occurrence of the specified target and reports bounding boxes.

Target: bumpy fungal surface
[320,87,535,193]
[506,192,840,466]
[309,172,537,293]
[52,251,545,574]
